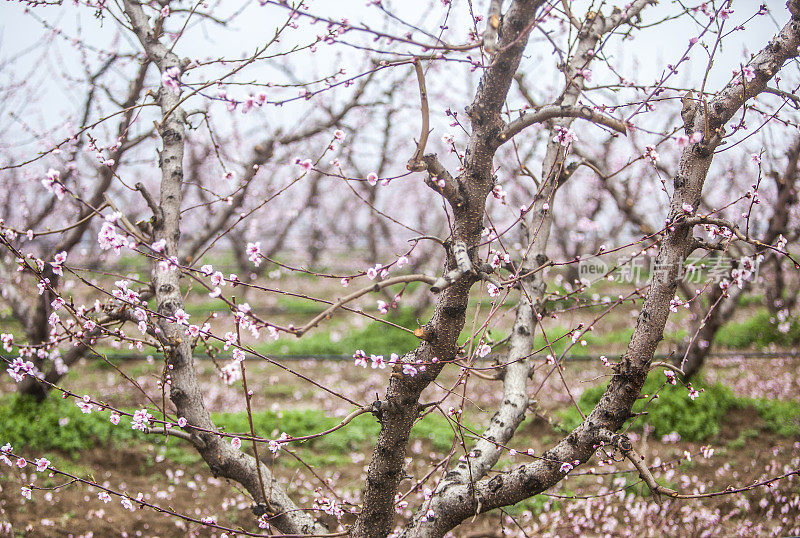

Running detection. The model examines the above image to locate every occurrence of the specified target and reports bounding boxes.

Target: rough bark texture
[350,2,547,536]
[402,2,656,535]
[394,4,800,535]
[121,2,324,534]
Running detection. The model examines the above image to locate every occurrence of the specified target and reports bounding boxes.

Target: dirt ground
[1,355,799,537]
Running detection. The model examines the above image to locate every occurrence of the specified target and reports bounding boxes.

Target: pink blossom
[41,168,65,200]
[353,349,368,368]
[644,145,660,164]
[210,271,225,286]
[173,309,190,325]
[177,417,187,427]
[371,354,386,369]
[231,437,242,449]
[246,242,262,266]
[402,363,418,376]
[21,487,32,500]
[552,126,577,146]
[35,457,50,472]
[220,360,242,385]
[295,158,313,170]
[1,333,13,352]
[366,172,378,186]
[366,263,382,280]
[241,96,255,114]
[131,408,152,431]
[664,369,677,385]
[492,185,507,204]
[110,413,121,425]
[742,65,756,82]
[37,278,50,295]
[269,432,290,453]
[161,66,181,93]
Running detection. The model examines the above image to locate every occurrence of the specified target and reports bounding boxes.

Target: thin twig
[294,274,436,336]
[407,58,430,171]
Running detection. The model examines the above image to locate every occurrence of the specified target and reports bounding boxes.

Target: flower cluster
[6,357,39,383]
[131,408,152,431]
[366,262,387,280]
[552,126,578,147]
[268,432,290,453]
[97,213,134,254]
[353,349,394,369]
[1,333,12,352]
[41,168,66,200]
[313,489,345,520]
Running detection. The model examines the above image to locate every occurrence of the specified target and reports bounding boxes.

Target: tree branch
[121,1,324,534]
[407,58,430,170]
[293,274,436,337]
[499,104,628,144]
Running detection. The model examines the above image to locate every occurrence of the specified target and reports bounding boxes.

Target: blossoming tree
[1,0,799,536]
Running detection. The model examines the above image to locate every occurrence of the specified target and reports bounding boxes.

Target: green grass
[0,394,472,464]
[749,397,800,436]
[214,407,469,455]
[726,428,760,449]
[556,373,800,442]
[714,309,800,349]
[252,308,421,356]
[0,395,142,454]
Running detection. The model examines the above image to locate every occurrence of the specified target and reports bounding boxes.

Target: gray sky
[0,0,793,151]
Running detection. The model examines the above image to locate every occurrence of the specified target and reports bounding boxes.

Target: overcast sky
[0,0,793,152]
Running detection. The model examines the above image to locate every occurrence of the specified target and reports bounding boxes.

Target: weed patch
[556,373,799,442]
